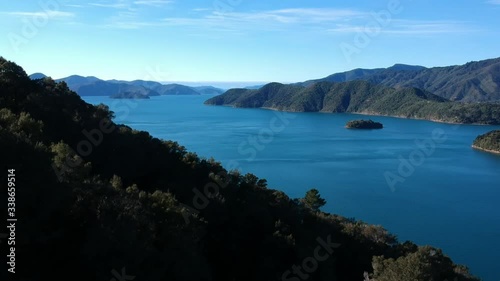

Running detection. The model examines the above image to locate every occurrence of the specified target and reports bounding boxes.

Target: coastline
[206,103,497,126]
[471,145,500,155]
[349,111,492,126]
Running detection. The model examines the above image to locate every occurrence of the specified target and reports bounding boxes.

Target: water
[83,95,500,281]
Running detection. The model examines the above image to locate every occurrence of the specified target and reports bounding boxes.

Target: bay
[83,95,500,281]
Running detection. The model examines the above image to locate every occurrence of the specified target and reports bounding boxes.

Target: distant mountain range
[28,73,225,98]
[301,58,500,102]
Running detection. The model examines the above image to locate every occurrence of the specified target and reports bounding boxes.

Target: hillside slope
[302,64,425,85]
[76,80,160,96]
[205,81,500,124]
[472,130,500,154]
[304,58,500,102]
[1,57,480,281]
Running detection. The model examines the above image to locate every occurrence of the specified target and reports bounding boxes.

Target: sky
[1,0,500,85]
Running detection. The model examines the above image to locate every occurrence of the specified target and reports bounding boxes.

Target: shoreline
[471,145,500,155]
[206,103,498,126]
[347,111,493,126]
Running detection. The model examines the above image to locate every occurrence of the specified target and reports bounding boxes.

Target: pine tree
[303,188,326,211]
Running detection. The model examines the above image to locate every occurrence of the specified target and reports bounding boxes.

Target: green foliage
[110,174,123,189]
[306,57,500,102]
[0,108,44,142]
[303,188,327,211]
[346,119,383,129]
[368,246,480,281]
[50,141,92,182]
[205,80,500,124]
[472,130,500,153]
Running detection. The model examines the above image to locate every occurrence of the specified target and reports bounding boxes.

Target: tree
[369,246,480,281]
[303,188,326,211]
[110,174,123,189]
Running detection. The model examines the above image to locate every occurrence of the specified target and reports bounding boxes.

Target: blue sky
[1,0,500,84]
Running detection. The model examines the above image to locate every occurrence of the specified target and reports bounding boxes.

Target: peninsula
[472,130,500,154]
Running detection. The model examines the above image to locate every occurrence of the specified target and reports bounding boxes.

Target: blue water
[83,95,500,281]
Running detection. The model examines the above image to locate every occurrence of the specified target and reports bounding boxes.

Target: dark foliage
[0,57,479,281]
[205,80,500,124]
[303,57,500,102]
[346,119,383,129]
[472,130,500,153]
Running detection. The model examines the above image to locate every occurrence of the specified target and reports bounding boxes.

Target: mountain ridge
[302,64,426,86]
[29,73,225,97]
[302,57,500,102]
[205,80,500,124]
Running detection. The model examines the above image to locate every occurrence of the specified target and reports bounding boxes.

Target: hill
[28,72,47,79]
[56,74,101,87]
[472,130,500,154]
[110,80,210,95]
[153,83,201,95]
[75,80,160,97]
[110,91,150,99]
[303,58,500,102]
[1,57,481,281]
[205,81,500,124]
[302,64,425,85]
[36,75,225,97]
[193,85,226,95]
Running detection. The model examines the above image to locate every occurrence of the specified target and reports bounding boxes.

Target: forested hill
[205,81,500,124]
[0,57,480,281]
[301,64,425,86]
[472,130,500,154]
[302,57,500,102]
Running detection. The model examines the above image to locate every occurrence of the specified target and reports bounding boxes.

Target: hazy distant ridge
[28,74,225,97]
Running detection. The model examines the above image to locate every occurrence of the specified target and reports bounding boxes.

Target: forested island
[205,81,500,125]
[472,130,500,154]
[0,57,480,281]
[346,119,383,129]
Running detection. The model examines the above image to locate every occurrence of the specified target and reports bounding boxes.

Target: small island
[346,119,383,129]
[472,130,500,154]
